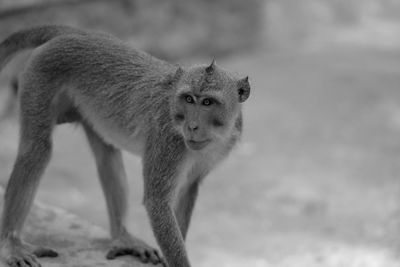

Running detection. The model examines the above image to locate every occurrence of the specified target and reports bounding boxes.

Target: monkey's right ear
[237,76,250,103]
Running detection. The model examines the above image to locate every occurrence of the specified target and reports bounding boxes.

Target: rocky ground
[0,187,158,267]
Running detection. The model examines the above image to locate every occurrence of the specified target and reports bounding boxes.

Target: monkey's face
[170,63,250,151]
[172,91,232,150]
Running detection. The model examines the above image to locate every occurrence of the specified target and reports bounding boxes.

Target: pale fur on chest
[77,101,146,155]
[94,120,145,155]
[173,144,229,205]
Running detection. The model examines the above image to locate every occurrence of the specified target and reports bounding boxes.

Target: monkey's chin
[185,139,211,150]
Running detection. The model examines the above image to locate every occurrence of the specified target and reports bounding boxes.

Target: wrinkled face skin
[170,62,250,151]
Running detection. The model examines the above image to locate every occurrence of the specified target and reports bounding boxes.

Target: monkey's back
[24,31,179,154]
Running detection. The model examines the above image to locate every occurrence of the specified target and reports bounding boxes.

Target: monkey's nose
[188,123,199,132]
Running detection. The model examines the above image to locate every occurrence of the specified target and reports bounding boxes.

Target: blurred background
[0,0,400,266]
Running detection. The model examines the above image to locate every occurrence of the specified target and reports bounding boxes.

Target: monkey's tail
[0,25,86,72]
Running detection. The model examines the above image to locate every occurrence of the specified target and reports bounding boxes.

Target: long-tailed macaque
[0,25,250,267]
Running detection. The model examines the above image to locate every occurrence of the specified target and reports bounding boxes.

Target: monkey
[0,25,251,267]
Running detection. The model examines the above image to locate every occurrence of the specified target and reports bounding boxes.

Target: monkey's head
[170,61,250,151]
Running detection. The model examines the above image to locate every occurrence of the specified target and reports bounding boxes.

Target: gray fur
[0,25,250,267]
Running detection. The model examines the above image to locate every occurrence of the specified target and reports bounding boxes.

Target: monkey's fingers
[33,247,58,258]
[106,247,140,259]
[106,246,163,265]
[142,249,163,265]
[159,253,168,267]
[7,255,41,267]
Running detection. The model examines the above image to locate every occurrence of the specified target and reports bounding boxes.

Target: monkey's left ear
[174,67,184,80]
[237,76,250,103]
[164,67,184,88]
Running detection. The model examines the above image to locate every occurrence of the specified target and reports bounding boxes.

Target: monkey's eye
[185,95,194,104]
[202,98,213,106]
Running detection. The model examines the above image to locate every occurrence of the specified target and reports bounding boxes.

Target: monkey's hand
[0,237,58,267]
[106,228,164,265]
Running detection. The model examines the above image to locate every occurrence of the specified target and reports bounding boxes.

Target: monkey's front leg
[143,138,191,267]
[145,199,190,267]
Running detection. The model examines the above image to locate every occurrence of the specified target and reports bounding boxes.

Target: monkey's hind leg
[83,124,163,265]
[0,82,59,267]
[174,180,200,241]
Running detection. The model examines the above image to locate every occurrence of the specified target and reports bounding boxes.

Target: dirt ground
[1,47,400,266]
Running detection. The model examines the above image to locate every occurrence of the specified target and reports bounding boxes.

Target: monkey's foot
[106,233,163,265]
[0,237,58,267]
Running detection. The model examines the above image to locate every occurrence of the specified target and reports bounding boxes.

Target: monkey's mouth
[186,139,211,150]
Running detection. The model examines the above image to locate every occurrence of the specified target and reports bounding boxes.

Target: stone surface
[0,187,161,267]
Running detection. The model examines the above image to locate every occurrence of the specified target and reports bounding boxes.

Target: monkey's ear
[174,67,184,80]
[237,76,250,103]
[164,67,184,88]
[205,59,216,74]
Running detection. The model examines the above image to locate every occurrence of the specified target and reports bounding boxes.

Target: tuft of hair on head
[205,59,216,75]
